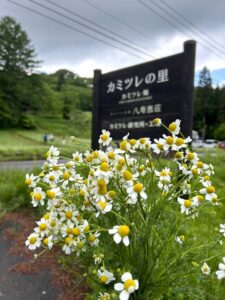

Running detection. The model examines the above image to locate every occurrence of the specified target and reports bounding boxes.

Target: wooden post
[183,40,196,138]
[91,69,102,150]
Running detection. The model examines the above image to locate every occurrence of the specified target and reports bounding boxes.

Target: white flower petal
[119,290,130,300]
[109,228,118,234]
[122,272,132,282]
[134,280,139,289]
[114,233,122,244]
[114,283,124,291]
[123,236,130,246]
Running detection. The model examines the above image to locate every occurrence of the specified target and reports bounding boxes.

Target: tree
[0,16,40,127]
[0,16,39,73]
[194,66,216,139]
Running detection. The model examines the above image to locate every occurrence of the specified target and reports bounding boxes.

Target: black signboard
[92,40,196,149]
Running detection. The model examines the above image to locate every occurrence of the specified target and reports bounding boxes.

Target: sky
[1,0,225,85]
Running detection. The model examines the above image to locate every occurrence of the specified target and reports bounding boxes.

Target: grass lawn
[0,112,91,161]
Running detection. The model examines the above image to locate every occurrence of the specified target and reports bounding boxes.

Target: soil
[0,211,89,300]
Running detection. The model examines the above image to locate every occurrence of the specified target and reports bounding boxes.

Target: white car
[203,139,218,148]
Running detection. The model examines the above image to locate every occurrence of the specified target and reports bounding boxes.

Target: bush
[24,119,224,299]
[214,123,225,140]
[20,113,36,129]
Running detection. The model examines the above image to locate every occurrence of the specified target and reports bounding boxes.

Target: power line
[137,0,225,62]
[6,0,145,60]
[147,0,225,59]
[29,0,153,60]
[44,0,157,58]
[81,0,171,55]
[159,0,225,53]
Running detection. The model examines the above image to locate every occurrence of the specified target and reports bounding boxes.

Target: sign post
[92,40,196,150]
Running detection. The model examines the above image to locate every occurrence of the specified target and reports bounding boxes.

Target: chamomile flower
[25,233,41,250]
[201,262,211,275]
[42,235,54,249]
[200,182,217,202]
[175,235,185,245]
[35,218,49,237]
[98,292,110,300]
[168,119,181,136]
[114,272,139,300]
[178,197,193,215]
[96,200,112,216]
[46,145,60,164]
[31,187,46,207]
[98,269,115,284]
[24,173,37,188]
[72,151,83,162]
[88,232,100,247]
[216,257,225,280]
[62,236,75,255]
[98,130,112,146]
[127,182,147,204]
[109,225,130,246]
[153,117,162,126]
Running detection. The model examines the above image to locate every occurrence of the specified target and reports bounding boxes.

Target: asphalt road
[0,222,61,300]
[0,160,66,170]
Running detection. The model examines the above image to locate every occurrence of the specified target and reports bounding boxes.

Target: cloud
[1,0,225,81]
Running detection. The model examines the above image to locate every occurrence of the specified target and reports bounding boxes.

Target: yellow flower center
[89,234,96,242]
[66,228,73,235]
[84,225,90,232]
[97,179,106,187]
[108,190,116,198]
[49,175,55,181]
[169,122,177,132]
[175,151,183,159]
[120,140,129,151]
[47,190,55,199]
[100,275,108,284]
[25,178,31,185]
[79,190,85,197]
[175,138,184,146]
[129,139,137,146]
[74,155,79,161]
[184,200,192,208]
[73,227,80,236]
[100,134,109,141]
[138,165,145,172]
[192,168,198,175]
[100,162,109,172]
[153,118,161,125]
[197,161,204,168]
[180,235,185,241]
[39,223,47,231]
[53,165,59,171]
[166,136,174,145]
[44,213,50,220]
[91,151,99,159]
[86,155,93,163]
[187,152,195,160]
[123,170,133,181]
[197,195,204,202]
[118,225,130,237]
[65,237,73,245]
[206,186,215,194]
[124,279,135,291]
[77,241,84,249]
[133,183,143,193]
[98,201,107,209]
[43,238,49,246]
[140,138,146,144]
[65,211,73,219]
[157,143,163,150]
[63,172,70,180]
[29,236,37,244]
[34,193,42,201]
[160,171,167,177]
[84,200,90,207]
[108,151,115,159]
[50,220,56,227]
[98,186,107,195]
[204,176,210,181]
[66,162,71,169]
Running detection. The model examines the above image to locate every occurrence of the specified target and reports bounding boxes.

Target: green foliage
[19,113,36,129]
[0,168,34,212]
[214,124,225,141]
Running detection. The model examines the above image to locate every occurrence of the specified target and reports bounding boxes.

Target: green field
[0,113,91,161]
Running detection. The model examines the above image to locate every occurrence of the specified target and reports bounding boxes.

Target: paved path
[0,222,61,300]
[0,160,66,170]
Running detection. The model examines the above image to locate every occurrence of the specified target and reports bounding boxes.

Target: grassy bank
[0,112,91,161]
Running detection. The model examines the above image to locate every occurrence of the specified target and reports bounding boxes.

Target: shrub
[25,119,224,299]
[214,123,225,141]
